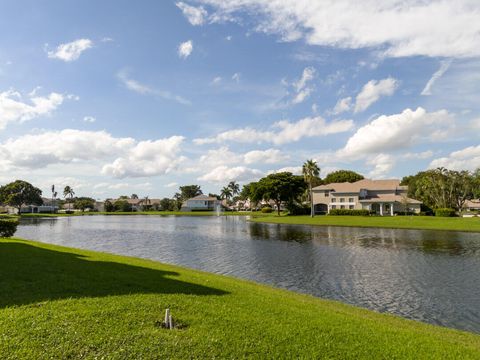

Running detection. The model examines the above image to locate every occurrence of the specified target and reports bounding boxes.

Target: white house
[312,179,422,216]
[181,195,221,211]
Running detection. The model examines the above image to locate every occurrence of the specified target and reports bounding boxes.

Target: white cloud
[200,1,480,58]
[178,40,193,58]
[117,70,191,105]
[199,165,263,183]
[199,146,242,167]
[244,149,289,164]
[102,136,186,178]
[47,39,93,62]
[166,182,179,188]
[194,115,353,145]
[367,154,394,178]
[354,77,398,113]
[331,97,352,115]
[429,145,480,171]
[401,150,434,160]
[268,166,302,175]
[291,67,315,104]
[211,76,222,85]
[421,59,452,96]
[340,107,454,157]
[0,89,64,130]
[232,72,241,82]
[176,2,208,25]
[83,116,96,123]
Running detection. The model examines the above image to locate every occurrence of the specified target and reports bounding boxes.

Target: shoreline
[1,237,479,358]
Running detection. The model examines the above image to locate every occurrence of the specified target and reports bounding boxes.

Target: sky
[0,0,479,199]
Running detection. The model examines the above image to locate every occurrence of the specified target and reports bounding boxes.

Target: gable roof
[188,194,219,201]
[313,179,406,193]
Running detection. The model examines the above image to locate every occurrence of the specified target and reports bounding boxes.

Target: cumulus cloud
[83,116,96,123]
[117,70,191,105]
[178,40,193,58]
[47,39,93,61]
[244,149,289,164]
[339,107,454,158]
[268,166,302,175]
[198,165,263,183]
[194,116,353,145]
[367,154,395,178]
[198,0,480,58]
[421,59,452,96]
[429,145,480,171]
[0,89,64,130]
[102,136,186,178]
[354,77,398,113]
[176,2,208,25]
[291,67,315,104]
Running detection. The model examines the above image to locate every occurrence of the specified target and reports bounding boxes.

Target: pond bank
[1,238,479,359]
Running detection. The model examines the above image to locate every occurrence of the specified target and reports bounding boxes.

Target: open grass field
[1,238,479,359]
[250,215,480,232]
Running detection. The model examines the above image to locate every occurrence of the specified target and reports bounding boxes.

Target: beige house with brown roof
[312,179,422,216]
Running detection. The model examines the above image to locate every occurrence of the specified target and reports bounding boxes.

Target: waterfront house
[312,179,422,215]
[181,194,221,211]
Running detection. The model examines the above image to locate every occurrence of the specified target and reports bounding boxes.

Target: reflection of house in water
[312,179,422,216]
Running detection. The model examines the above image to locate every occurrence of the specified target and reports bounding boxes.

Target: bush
[0,218,18,237]
[435,208,456,217]
[286,202,311,215]
[329,209,371,216]
[261,207,273,213]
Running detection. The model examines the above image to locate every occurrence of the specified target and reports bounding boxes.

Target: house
[312,179,422,216]
[106,198,162,211]
[463,199,480,212]
[181,195,221,211]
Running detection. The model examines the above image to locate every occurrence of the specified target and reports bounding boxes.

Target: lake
[16,215,480,333]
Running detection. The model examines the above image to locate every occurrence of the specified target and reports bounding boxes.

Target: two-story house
[312,179,422,216]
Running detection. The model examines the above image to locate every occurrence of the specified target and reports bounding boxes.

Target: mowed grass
[20,211,260,217]
[1,239,479,359]
[250,215,480,232]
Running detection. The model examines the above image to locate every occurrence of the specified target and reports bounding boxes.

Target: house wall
[185,200,217,209]
[313,191,362,210]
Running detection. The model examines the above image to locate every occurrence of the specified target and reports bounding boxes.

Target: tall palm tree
[228,181,240,197]
[63,186,75,209]
[302,159,320,217]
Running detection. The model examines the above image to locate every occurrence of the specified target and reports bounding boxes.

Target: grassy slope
[250,215,480,232]
[1,239,479,359]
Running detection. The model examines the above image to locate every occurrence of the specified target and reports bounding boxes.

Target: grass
[1,238,479,359]
[250,215,480,232]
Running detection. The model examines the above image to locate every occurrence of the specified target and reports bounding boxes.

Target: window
[325,191,329,197]
[331,205,336,209]
[340,205,345,209]
[349,205,354,209]
[331,198,336,203]
[349,198,354,202]
[340,198,345,203]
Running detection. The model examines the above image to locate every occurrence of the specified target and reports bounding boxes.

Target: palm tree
[302,159,320,217]
[228,181,240,197]
[220,186,233,203]
[63,186,75,210]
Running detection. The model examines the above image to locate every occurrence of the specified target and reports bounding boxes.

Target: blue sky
[0,0,479,199]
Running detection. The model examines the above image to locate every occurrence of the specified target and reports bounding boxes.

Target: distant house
[6,204,59,214]
[106,198,162,211]
[464,199,480,212]
[181,195,221,211]
[312,179,422,216]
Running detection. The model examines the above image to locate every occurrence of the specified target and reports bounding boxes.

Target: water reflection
[16,215,480,333]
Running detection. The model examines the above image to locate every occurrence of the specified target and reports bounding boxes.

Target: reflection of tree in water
[248,223,313,243]
[418,232,467,256]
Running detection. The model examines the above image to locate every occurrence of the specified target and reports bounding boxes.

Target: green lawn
[1,238,479,359]
[20,210,260,217]
[250,215,480,232]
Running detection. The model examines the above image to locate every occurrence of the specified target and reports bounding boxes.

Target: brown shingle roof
[188,194,219,201]
[313,179,406,193]
[359,194,422,204]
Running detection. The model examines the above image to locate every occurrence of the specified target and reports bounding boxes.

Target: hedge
[435,208,457,217]
[328,209,371,216]
[261,207,273,213]
[0,218,19,237]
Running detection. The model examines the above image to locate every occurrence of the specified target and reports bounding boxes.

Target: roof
[188,194,219,201]
[313,179,407,193]
[464,199,480,208]
[359,194,422,204]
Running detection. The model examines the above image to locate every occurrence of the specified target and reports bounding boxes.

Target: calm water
[16,215,480,333]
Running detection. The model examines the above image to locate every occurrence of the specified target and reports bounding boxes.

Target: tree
[113,199,132,212]
[253,172,306,215]
[51,184,58,213]
[220,186,233,202]
[104,200,114,212]
[63,186,75,207]
[131,194,139,199]
[228,181,240,196]
[302,159,320,217]
[74,197,95,212]
[179,185,202,200]
[0,180,43,215]
[160,198,175,211]
[323,170,364,184]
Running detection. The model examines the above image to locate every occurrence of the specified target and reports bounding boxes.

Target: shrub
[0,218,18,237]
[435,208,456,217]
[328,209,371,216]
[286,202,310,215]
[261,207,273,213]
